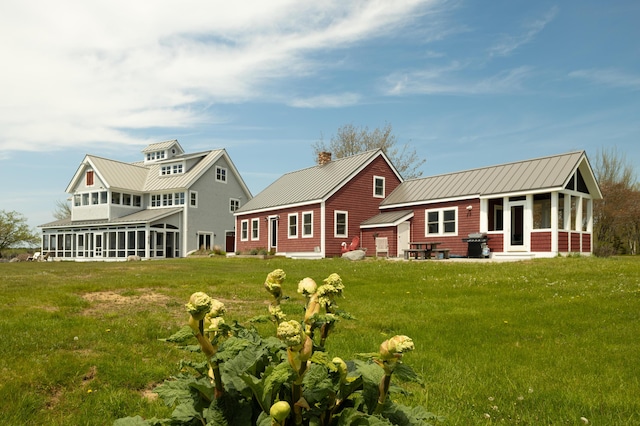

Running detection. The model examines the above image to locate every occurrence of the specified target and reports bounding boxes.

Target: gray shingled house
[361,151,602,259]
[39,140,252,260]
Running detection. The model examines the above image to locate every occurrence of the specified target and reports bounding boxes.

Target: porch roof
[360,210,414,228]
[40,207,183,229]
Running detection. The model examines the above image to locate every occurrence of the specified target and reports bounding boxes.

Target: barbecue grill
[462,232,489,258]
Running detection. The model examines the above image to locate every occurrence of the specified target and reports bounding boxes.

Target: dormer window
[146,150,166,162]
[160,163,184,176]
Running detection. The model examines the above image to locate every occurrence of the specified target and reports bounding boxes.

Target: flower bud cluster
[185,292,213,320]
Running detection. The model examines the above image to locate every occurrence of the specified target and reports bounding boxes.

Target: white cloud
[568,68,640,91]
[289,93,362,108]
[0,0,441,152]
[488,6,558,57]
[384,63,533,95]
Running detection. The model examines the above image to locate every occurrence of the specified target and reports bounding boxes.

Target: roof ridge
[404,150,584,182]
[87,154,149,170]
[279,149,381,177]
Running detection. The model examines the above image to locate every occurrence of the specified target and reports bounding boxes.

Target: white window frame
[302,211,313,238]
[190,191,198,208]
[230,198,240,213]
[288,213,298,238]
[425,207,458,236]
[373,176,385,198]
[251,218,260,241]
[240,220,249,241]
[334,210,348,238]
[216,166,227,183]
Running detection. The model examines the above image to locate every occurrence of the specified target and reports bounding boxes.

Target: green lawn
[1,256,638,425]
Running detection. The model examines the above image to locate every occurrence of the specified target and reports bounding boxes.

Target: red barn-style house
[362,151,602,259]
[234,150,402,258]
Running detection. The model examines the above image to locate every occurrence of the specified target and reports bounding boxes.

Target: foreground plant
[115,269,442,426]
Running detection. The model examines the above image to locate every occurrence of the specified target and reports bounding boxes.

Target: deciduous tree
[312,123,425,179]
[0,210,40,252]
[593,147,640,255]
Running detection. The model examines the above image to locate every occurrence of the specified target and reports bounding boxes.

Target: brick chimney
[318,151,332,166]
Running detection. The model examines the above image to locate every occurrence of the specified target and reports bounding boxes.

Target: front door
[269,217,278,252]
[397,221,410,257]
[506,201,528,252]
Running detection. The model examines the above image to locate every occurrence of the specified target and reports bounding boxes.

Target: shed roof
[381,151,600,207]
[236,150,393,213]
[360,210,414,228]
[40,207,183,228]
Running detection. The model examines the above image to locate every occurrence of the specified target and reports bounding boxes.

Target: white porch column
[551,192,559,254]
[479,198,488,233]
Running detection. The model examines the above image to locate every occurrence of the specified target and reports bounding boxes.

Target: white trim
[288,213,298,238]
[425,207,458,237]
[334,210,348,238]
[189,190,198,208]
[302,211,314,238]
[240,219,249,241]
[215,166,228,183]
[229,198,240,213]
[251,218,260,241]
[373,175,385,198]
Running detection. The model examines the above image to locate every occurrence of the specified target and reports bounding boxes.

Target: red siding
[236,154,401,257]
[570,232,581,252]
[582,233,591,252]
[382,199,482,257]
[324,156,402,257]
[531,231,552,252]
[487,233,503,253]
[558,231,569,252]
[361,227,397,257]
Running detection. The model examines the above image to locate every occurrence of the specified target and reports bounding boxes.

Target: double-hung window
[425,208,458,236]
[288,214,298,238]
[302,211,313,238]
[240,220,249,241]
[230,199,240,213]
[373,176,385,198]
[251,218,259,240]
[335,211,348,237]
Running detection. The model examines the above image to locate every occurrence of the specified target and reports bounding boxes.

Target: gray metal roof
[236,150,384,213]
[88,156,149,191]
[143,150,223,192]
[141,140,183,153]
[381,151,590,207]
[70,149,228,193]
[40,207,183,228]
[360,210,414,228]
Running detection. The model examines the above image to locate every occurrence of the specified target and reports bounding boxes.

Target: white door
[397,221,410,257]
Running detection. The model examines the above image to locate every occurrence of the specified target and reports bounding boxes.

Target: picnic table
[404,242,442,260]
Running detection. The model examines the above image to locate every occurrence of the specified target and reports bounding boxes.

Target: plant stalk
[374,373,393,414]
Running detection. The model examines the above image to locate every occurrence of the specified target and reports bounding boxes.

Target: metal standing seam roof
[143,150,223,192]
[360,210,414,227]
[381,151,587,207]
[77,150,225,193]
[40,207,184,228]
[236,150,383,213]
[141,140,183,153]
[86,156,149,191]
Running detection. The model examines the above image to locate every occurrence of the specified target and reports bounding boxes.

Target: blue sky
[1,0,638,230]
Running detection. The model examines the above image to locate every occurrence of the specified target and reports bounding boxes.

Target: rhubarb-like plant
[115,269,442,426]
